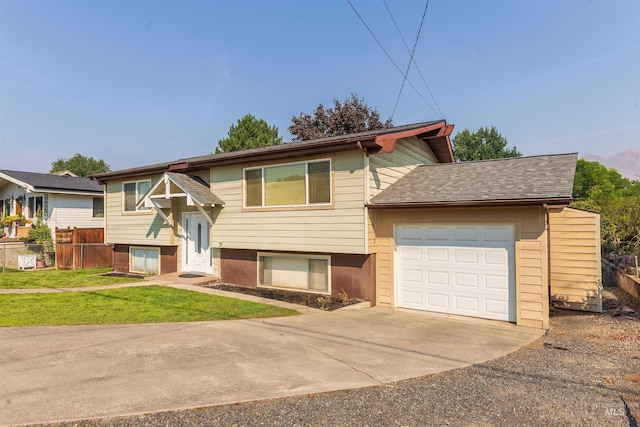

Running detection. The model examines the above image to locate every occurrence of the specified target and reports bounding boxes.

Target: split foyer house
[94,120,602,329]
[0,169,104,240]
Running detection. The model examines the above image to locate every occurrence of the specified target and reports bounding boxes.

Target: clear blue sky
[1,0,638,172]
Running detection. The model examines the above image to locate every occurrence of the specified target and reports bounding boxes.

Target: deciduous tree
[289,93,392,141]
[50,153,110,177]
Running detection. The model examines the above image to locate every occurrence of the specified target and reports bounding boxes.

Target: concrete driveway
[0,288,542,426]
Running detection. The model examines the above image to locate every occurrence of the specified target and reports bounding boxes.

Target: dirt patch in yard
[208,283,362,311]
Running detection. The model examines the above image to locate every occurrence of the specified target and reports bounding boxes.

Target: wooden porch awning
[137,172,224,227]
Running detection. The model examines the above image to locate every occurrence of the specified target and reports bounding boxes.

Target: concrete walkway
[0,282,543,426]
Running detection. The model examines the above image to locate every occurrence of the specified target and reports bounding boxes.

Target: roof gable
[139,172,224,209]
[0,169,103,194]
[369,153,578,207]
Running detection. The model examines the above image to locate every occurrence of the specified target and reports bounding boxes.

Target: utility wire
[383,0,444,119]
[346,0,439,118]
[390,0,429,120]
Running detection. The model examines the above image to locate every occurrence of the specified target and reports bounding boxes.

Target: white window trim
[122,179,152,213]
[129,246,161,274]
[243,158,332,209]
[256,252,331,295]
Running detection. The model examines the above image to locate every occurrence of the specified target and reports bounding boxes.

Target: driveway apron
[0,301,542,426]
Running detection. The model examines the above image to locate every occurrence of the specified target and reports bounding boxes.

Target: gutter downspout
[544,203,552,309]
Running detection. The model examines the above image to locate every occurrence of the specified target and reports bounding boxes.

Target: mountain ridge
[582,148,639,181]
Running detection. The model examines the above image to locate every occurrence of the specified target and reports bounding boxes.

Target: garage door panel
[396,224,515,322]
[454,272,479,288]
[400,289,423,306]
[427,270,449,286]
[426,227,449,241]
[484,274,509,290]
[427,292,449,308]
[398,226,423,243]
[400,268,422,283]
[484,226,513,242]
[485,299,510,320]
[484,250,509,266]
[427,248,448,262]
[455,295,479,312]
[400,247,423,261]
[454,227,479,241]
[454,248,479,264]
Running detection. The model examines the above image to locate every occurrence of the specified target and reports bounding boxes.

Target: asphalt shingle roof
[165,172,224,206]
[0,169,103,193]
[369,153,578,206]
[92,120,447,179]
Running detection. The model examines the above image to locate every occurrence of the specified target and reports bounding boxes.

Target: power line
[383,0,444,119]
[346,0,440,118]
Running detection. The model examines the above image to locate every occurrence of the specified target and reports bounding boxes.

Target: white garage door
[395,224,515,322]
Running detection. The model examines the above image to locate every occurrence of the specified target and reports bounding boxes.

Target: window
[26,196,43,219]
[130,247,160,274]
[245,159,331,208]
[93,197,104,218]
[258,253,330,293]
[123,180,151,212]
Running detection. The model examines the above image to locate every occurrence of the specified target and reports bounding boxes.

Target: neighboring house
[93,120,601,329]
[0,170,104,241]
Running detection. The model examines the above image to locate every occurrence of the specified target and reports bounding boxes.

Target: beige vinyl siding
[549,207,602,312]
[368,136,439,200]
[369,206,550,329]
[211,151,367,254]
[104,176,174,246]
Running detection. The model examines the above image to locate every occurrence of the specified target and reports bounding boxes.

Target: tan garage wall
[548,207,602,312]
[369,206,550,329]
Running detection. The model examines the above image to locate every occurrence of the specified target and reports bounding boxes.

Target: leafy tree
[289,93,392,141]
[571,159,640,256]
[215,114,282,154]
[452,127,521,162]
[50,153,110,177]
[573,159,640,201]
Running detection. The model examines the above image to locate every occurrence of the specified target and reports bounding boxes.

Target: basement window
[258,253,330,293]
[130,247,160,274]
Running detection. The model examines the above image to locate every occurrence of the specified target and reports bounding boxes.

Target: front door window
[182,213,211,274]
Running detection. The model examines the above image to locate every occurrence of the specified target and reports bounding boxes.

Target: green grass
[0,267,143,289]
[0,285,298,327]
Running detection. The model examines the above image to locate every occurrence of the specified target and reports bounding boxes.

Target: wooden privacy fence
[55,227,113,270]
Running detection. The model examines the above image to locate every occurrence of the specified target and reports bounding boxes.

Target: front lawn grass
[0,285,298,327]
[0,267,143,289]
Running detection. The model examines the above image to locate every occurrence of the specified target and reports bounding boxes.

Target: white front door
[395,224,516,322]
[182,213,213,275]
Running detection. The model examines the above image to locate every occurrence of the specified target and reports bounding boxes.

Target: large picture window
[244,159,331,208]
[123,180,151,212]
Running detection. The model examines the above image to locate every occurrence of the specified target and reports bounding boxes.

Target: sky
[0,0,638,173]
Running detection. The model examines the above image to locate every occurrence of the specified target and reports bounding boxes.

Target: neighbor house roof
[368,153,578,208]
[0,169,103,194]
[92,120,455,182]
